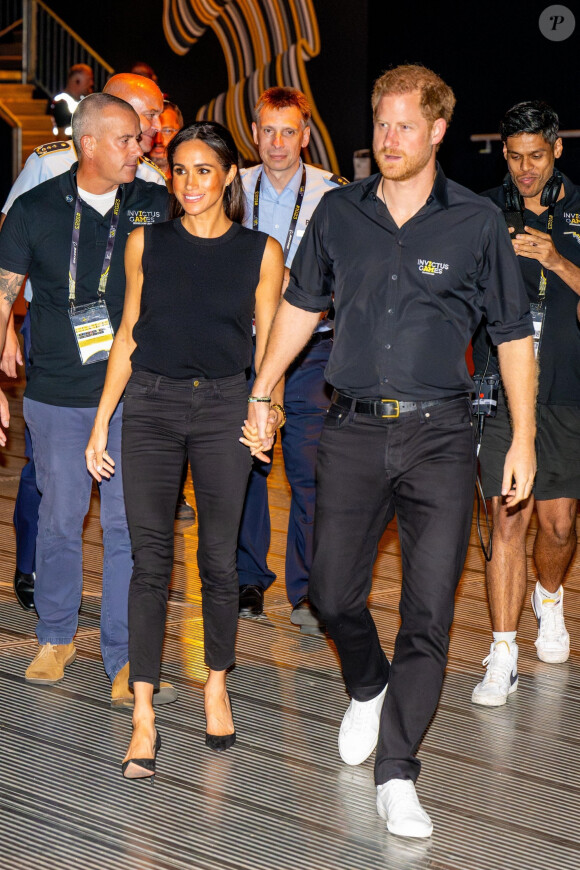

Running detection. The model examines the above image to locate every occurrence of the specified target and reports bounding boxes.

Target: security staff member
[0,72,166,612]
[472,101,580,707]
[243,66,536,838]
[237,86,347,630]
[50,63,94,137]
[0,94,173,705]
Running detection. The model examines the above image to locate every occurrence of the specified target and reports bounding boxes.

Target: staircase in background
[0,1,113,179]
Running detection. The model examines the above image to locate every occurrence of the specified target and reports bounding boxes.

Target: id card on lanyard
[253,165,306,265]
[528,203,555,360]
[68,190,121,364]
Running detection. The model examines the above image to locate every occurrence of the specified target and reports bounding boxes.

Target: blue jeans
[23,398,131,681]
[13,311,41,574]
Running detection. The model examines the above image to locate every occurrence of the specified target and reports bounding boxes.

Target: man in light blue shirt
[237,86,348,630]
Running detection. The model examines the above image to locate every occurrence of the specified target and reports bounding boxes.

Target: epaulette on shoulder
[34,140,72,158]
[329,174,350,186]
[139,155,167,179]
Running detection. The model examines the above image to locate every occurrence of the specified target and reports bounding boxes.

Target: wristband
[248,395,271,403]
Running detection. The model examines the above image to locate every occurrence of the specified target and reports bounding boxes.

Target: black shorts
[478,387,580,500]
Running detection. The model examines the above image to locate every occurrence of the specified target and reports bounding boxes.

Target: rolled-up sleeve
[479,209,534,346]
[284,196,334,313]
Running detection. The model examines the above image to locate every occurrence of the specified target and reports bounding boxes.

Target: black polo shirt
[284,166,532,401]
[0,165,169,406]
[473,174,580,406]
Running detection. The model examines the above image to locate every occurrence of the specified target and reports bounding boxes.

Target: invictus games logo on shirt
[127,210,161,225]
[563,213,580,244]
[564,212,580,225]
[417,258,449,275]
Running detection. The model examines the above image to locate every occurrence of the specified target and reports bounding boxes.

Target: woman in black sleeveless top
[85,122,284,781]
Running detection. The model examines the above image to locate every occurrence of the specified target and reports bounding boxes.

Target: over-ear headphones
[503,168,563,212]
[540,168,563,207]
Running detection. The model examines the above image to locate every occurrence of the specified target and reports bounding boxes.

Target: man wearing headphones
[472,101,580,707]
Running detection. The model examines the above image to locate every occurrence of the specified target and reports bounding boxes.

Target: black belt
[309,330,333,346]
[331,390,469,420]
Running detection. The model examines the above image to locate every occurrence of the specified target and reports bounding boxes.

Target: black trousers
[121,370,252,686]
[309,396,477,784]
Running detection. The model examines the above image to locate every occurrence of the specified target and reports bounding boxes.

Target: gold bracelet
[271,403,286,428]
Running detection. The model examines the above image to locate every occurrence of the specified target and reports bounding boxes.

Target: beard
[374,143,433,182]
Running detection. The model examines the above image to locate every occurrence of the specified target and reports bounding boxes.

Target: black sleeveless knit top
[131,219,269,379]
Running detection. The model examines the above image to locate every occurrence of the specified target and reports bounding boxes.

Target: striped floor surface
[0,381,579,869]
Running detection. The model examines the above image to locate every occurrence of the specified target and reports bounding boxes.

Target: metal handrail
[0,100,23,181]
[0,2,22,33]
[26,1,113,95]
[0,18,23,41]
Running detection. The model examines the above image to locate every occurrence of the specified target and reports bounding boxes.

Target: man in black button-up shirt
[244,65,536,838]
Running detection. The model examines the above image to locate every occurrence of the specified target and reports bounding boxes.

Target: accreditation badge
[69,299,114,365]
[529,302,545,360]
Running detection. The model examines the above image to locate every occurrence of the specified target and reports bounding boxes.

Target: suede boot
[25,642,77,683]
[111,662,178,708]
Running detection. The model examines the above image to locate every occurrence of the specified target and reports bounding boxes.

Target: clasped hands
[239,404,282,463]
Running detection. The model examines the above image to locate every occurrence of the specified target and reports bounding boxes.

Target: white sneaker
[338,683,387,765]
[471,640,518,707]
[377,779,433,838]
[531,583,570,663]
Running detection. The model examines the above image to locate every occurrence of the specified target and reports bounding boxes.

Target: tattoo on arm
[0,268,25,307]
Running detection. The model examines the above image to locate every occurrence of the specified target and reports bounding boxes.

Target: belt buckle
[381,399,399,418]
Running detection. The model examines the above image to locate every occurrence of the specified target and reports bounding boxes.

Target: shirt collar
[260,159,304,198]
[60,163,128,210]
[59,162,79,203]
[360,163,449,209]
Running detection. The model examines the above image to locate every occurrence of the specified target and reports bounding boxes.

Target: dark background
[13,1,580,190]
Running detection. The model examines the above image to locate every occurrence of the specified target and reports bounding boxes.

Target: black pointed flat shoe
[121,730,161,782]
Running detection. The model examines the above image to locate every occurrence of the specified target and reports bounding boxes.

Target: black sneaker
[238,584,264,618]
[175,494,196,523]
[290,596,325,635]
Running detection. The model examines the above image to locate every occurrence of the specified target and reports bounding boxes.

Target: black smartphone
[503,210,527,236]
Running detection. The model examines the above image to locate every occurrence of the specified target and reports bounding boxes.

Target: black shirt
[0,165,169,406]
[284,167,533,401]
[131,220,269,379]
[473,175,580,406]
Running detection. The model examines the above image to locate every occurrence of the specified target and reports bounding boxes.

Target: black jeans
[309,396,477,784]
[121,370,252,686]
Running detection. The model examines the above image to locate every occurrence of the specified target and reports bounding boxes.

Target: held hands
[512,226,562,270]
[0,388,10,446]
[85,426,115,482]
[239,403,284,462]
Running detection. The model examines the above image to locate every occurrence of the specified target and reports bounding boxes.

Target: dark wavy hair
[500,101,560,145]
[167,121,245,223]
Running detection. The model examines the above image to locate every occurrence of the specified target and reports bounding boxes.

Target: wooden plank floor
[0,379,579,869]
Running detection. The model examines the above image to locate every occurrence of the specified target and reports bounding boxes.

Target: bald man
[0,94,173,702]
[1,75,165,614]
[50,63,94,137]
